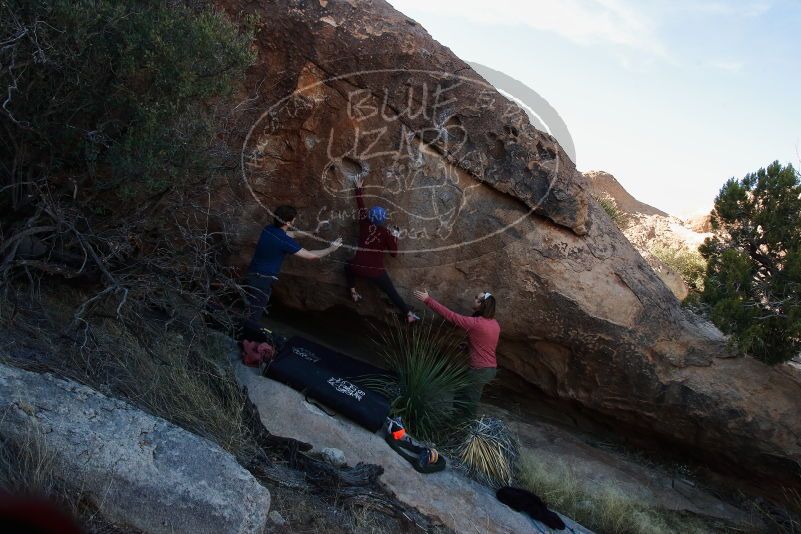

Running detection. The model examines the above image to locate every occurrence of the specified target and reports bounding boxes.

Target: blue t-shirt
[248,225,302,276]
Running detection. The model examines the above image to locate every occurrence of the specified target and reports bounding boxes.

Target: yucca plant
[450,416,518,487]
[362,316,473,441]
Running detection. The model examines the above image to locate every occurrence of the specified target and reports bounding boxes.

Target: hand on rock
[413,289,429,302]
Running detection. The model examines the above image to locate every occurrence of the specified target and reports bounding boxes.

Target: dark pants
[246,272,275,322]
[456,367,497,418]
[345,264,410,314]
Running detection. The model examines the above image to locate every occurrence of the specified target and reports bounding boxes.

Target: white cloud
[674,1,772,17]
[709,60,745,73]
[388,0,668,58]
[389,0,775,71]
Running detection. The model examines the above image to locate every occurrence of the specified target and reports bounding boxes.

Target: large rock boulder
[0,363,270,534]
[216,0,801,484]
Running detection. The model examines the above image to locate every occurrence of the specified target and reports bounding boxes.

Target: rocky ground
[0,308,451,534]
[255,307,771,532]
[232,343,593,534]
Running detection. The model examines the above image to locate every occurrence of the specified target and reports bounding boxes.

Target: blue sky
[387,0,801,217]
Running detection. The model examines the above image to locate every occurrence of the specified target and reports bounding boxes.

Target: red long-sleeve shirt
[424,296,500,369]
[346,186,397,278]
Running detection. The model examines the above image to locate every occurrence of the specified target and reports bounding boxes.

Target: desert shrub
[0,0,255,200]
[363,318,472,441]
[594,194,629,228]
[0,0,257,339]
[649,243,707,293]
[449,416,518,487]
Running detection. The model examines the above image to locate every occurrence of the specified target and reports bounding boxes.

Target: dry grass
[516,449,713,534]
[1,285,259,462]
[82,320,258,462]
[268,484,420,534]
[751,488,801,533]
[0,425,59,498]
[785,489,801,532]
[0,424,132,533]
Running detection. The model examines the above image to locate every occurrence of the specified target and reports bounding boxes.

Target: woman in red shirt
[414,288,499,415]
[346,177,419,324]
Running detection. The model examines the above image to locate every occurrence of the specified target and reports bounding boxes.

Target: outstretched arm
[295,238,343,260]
[286,220,329,239]
[413,289,476,330]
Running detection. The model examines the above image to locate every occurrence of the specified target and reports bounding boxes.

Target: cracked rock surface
[0,363,270,534]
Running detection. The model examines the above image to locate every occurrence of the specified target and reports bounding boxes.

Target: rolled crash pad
[265,336,391,432]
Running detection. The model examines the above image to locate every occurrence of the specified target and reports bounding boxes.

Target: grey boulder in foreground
[0,362,270,534]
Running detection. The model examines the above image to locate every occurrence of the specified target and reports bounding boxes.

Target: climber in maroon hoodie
[414,288,499,415]
[345,177,419,324]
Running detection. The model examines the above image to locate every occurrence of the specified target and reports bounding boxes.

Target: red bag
[242,340,275,367]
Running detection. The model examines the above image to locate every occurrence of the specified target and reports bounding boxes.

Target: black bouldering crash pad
[265,336,391,432]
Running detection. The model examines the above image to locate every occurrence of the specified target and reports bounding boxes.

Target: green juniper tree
[699,161,801,364]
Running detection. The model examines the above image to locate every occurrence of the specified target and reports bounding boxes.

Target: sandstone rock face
[0,363,270,534]
[629,245,689,301]
[217,0,801,483]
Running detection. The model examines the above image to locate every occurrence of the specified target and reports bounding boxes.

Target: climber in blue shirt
[246,205,342,321]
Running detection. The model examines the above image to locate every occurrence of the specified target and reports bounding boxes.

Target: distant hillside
[583,169,711,300]
[584,170,668,217]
